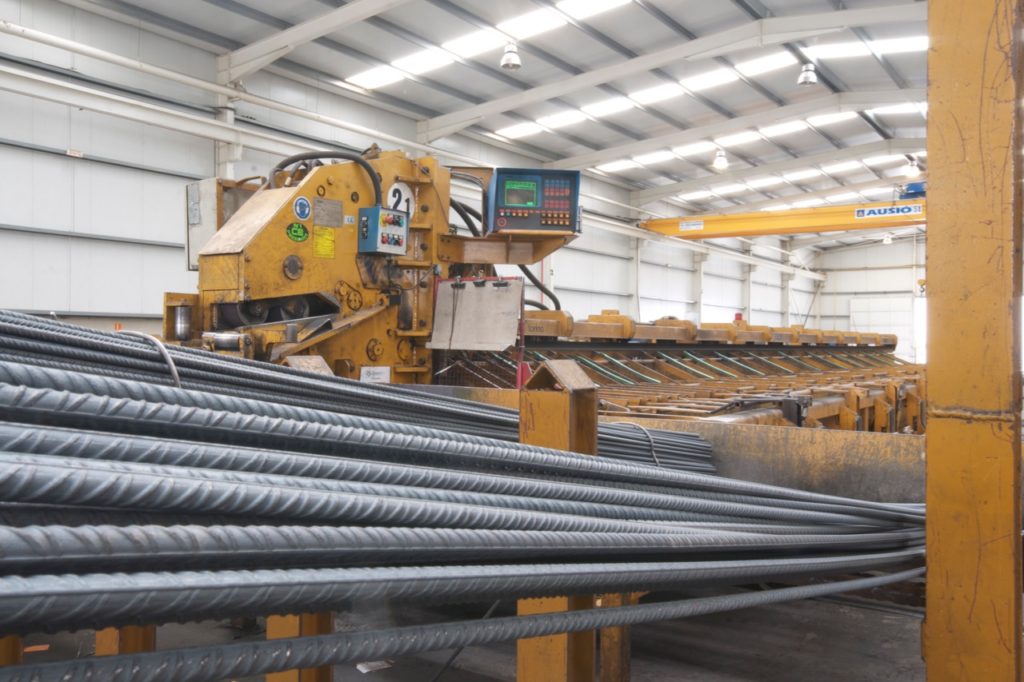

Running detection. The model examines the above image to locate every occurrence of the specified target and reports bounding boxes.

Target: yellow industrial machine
[164,147,921,431]
[163,149,577,383]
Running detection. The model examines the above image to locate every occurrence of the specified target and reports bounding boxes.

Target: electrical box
[358,206,409,255]
[485,168,582,234]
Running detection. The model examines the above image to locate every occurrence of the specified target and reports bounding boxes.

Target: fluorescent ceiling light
[392,48,454,75]
[596,159,641,172]
[498,9,566,40]
[443,29,506,58]
[714,130,761,147]
[792,198,827,208]
[556,0,631,20]
[821,160,863,174]
[761,204,791,211]
[759,120,809,138]
[783,168,824,182]
[629,83,686,105]
[861,186,896,196]
[735,52,797,77]
[537,110,588,128]
[680,68,739,92]
[712,183,748,195]
[633,150,676,165]
[802,42,871,59]
[871,36,928,55]
[868,102,925,116]
[672,141,717,157]
[346,65,406,89]
[863,154,906,167]
[826,192,861,202]
[495,122,544,139]
[581,97,636,117]
[806,111,859,127]
[746,176,784,189]
[679,190,715,201]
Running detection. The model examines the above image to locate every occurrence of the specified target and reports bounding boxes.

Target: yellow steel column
[95,625,156,656]
[518,360,598,682]
[0,636,21,667]
[925,0,1023,679]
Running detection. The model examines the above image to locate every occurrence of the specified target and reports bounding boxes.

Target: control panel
[485,168,582,234]
[358,206,409,255]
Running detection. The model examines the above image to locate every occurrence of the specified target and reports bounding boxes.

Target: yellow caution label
[312,226,335,259]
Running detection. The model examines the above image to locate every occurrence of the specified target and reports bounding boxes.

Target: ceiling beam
[549,89,923,170]
[698,177,912,214]
[789,226,921,250]
[631,138,925,204]
[415,3,926,142]
[216,0,415,83]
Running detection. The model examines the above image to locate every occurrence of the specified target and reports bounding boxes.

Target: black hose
[267,151,382,206]
[524,299,549,311]
[449,199,481,237]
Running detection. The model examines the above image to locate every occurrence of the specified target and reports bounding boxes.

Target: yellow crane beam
[640,199,926,240]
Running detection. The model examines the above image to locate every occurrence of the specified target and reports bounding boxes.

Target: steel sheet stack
[0,312,923,682]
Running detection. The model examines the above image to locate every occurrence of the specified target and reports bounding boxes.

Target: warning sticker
[312,226,335,258]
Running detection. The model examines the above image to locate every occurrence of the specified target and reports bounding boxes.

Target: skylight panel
[863,154,906,167]
[392,48,453,75]
[498,8,566,40]
[596,159,641,172]
[346,65,405,89]
[826,192,862,202]
[761,204,791,211]
[443,29,506,58]
[633,150,676,165]
[821,160,863,174]
[714,130,761,147]
[759,120,809,138]
[746,176,784,189]
[871,36,928,55]
[495,122,544,139]
[861,186,897,196]
[783,168,824,182]
[680,68,739,92]
[802,42,872,59]
[868,103,926,116]
[806,111,859,127]
[679,190,715,201]
[735,52,797,77]
[712,183,748,195]
[581,97,636,117]
[672,141,717,157]
[556,0,632,20]
[537,110,588,128]
[629,83,686,105]
[792,198,827,208]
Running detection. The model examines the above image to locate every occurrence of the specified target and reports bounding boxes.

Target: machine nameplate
[360,366,391,383]
[314,198,343,227]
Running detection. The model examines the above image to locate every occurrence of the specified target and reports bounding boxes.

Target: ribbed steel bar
[0,524,923,575]
[0,425,894,527]
[0,568,924,682]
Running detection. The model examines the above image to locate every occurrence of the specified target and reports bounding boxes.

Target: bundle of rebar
[0,312,924,682]
[0,310,714,473]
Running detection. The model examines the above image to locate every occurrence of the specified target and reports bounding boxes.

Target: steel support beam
[632,138,924,205]
[549,89,923,171]
[924,0,1023,679]
[416,4,926,142]
[217,0,413,82]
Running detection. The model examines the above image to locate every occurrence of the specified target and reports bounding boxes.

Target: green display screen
[504,179,538,207]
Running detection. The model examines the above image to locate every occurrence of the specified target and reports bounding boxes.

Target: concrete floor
[22,598,923,681]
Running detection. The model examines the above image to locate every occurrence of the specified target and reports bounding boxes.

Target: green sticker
[286,223,309,242]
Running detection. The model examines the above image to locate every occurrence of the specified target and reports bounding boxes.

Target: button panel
[486,169,581,234]
[358,206,409,255]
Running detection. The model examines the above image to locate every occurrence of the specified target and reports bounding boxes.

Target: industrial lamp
[797,63,818,87]
[902,159,922,178]
[712,148,729,171]
[500,43,522,71]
